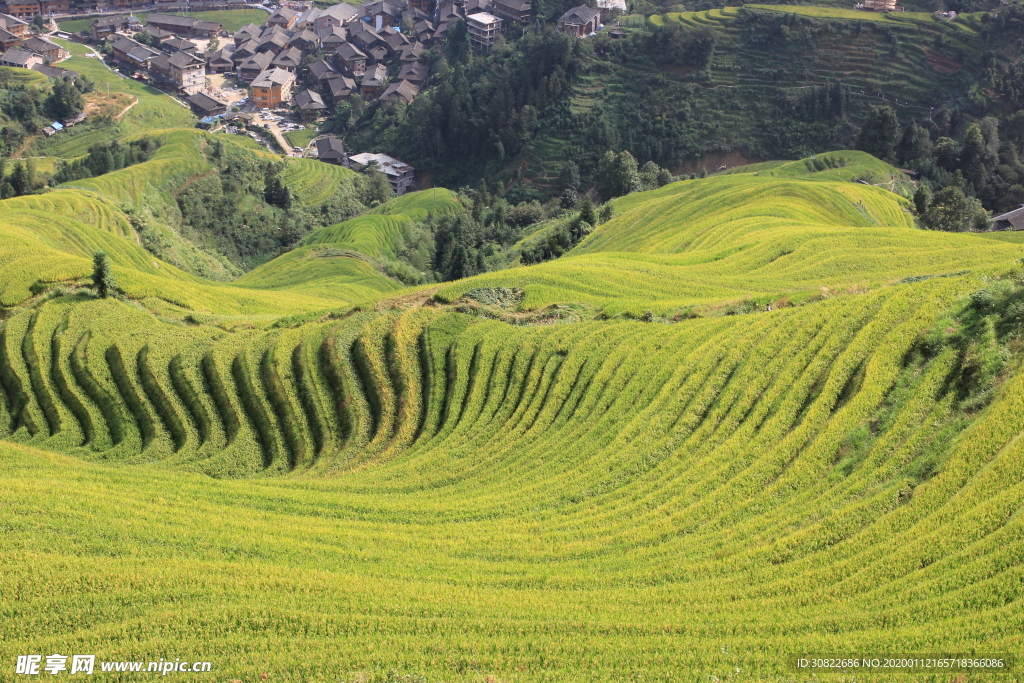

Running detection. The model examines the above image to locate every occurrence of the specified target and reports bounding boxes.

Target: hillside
[2,132,1024,680]
[347,1,1023,207]
[434,152,1023,314]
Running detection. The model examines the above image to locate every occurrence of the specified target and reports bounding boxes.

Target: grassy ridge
[280,158,358,206]
[435,163,1024,315]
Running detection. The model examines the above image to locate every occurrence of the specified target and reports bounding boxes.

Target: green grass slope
[280,158,359,207]
[2,269,1024,680]
[234,188,463,296]
[4,149,1024,681]
[33,41,195,158]
[436,160,1024,315]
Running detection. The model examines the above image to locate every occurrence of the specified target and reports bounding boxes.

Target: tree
[656,167,674,187]
[358,162,394,206]
[933,137,960,172]
[578,196,596,227]
[433,212,482,281]
[640,160,660,190]
[855,106,901,163]
[45,77,85,120]
[595,150,641,202]
[8,161,30,196]
[913,184,931,216]
[134,30,154,46]
[92,251,118,298]
[559,160,580,191]
[922,186,988,232]
[32,14,45,31]
[898,120,932,165]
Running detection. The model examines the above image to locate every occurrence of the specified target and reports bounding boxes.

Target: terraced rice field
[3,269,1024,680]
[3,144,1024,680]
[281,157,359,206]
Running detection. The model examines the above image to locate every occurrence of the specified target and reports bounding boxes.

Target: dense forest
[338,1,1024,231]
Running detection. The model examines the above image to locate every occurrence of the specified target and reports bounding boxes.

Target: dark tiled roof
[994,206,1024,231]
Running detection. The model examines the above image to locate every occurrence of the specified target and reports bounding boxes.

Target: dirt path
[114,97,139,121]
[266,124,292,154]
[173,168,217,199]
[13,135,40,159]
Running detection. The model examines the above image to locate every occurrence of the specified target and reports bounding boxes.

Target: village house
[91,15,128,40]
[293,88,326,120]
[398,41,424,62]
[110,34,160,68]
[32,63,77,80]
[360,62,387,97]
[348,23,383,53]
[146,26,177,47]
[381,29,409,53]
[290,28,320,50]
[361,0,401,30]
[146,13,221,38]
[307,57,338,83]
[299,2,359,30]
[271,46,303,72]
[327,74,356,101]
[314,136,347,164]
[251,67,295,108]
[336,41,367,76]
[166,50,205,94]
[187,91,227,117]
[407,0,429,13]
[265,7,298,30]
[237,51,273,82]
[412,18,434,43]
[231,39,260,64]
[367,44,388,63]
[39,0,68,13]
[0,47,41,68]
[162,36,198,55]
[378,78,419,104]
[256,29,291,55]
[348,152,414,195]
[0,27,19,50]
[557,5,600,37]
[21,36,68,63]
[321,26,348,53]
[467,12,501,52]
[994,206,1024,231]
[467,0,493,15]
[0,13,28,37]
[2,0,39,19]
[492,0,532,22]
[149,50,205,94]
[206,46,236,73]
[233,23,261,45]
[397,59,427,86]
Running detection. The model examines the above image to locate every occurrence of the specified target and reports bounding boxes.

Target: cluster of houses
[0,0,248,19]
[95,0,601,112]
[0,12,72,74]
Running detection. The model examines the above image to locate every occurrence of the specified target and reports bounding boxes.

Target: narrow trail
[114,97,139,121]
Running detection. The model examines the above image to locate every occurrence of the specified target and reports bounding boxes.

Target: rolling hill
[1,140,1024,681]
